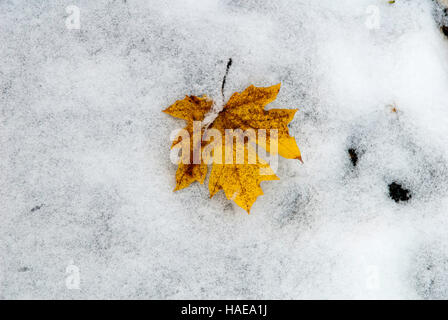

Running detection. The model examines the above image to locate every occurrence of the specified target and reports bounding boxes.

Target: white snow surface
[1,0,448,299]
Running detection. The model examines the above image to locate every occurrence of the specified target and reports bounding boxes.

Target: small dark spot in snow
[442,26,448,37]
[30,204,44,212]
[388,182,411,202]
[348,148,358,167]
[18,266,31,272]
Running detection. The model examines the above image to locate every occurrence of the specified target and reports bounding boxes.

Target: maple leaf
[163,83,301,213]
[208,145,280,213]
[211,84,301,160]
[163,95,212,190]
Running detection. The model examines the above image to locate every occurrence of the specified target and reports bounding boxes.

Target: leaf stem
[221,58,232,103]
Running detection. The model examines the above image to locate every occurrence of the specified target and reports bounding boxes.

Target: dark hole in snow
[442,26,448,37]
[388,182,411,202]
[30,204,44,212]
[348,148,358,166]
[18,266,31,272]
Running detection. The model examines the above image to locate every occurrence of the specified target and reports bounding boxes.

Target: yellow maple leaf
[163,83,301,213]
[163,95,212,190]
[211,84,301,160]
[208,144,280,213]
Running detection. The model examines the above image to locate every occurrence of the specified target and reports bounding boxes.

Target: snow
[1,0,448,299]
